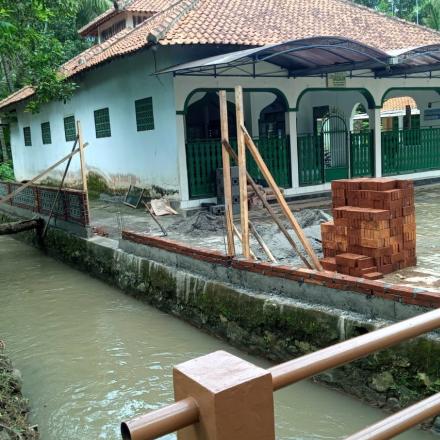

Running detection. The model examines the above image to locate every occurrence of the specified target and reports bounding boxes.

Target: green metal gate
[321,114,349,182]
[186,136,291,199]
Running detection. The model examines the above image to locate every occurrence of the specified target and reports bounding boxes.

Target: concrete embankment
[2,211,440,428]
[0,346,38,440]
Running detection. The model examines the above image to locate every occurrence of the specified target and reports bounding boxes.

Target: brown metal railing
[121,308,440,440]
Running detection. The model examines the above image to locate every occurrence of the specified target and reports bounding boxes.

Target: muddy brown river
[0,236,435,439]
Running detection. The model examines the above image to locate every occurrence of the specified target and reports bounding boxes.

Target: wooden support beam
[233,223,257,260]
[249,221,277,263]
[0,219,43,236]
[219,90,235,257]
[240,124,323,271]
[0,145,87,207]
[235,86,250,259]
[222,140,312,269]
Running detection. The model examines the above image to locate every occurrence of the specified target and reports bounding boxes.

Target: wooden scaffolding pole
[221,140,312,269]
[234,86,250,258]
[219,91,235,257]
[240,124,324,271]
[77,121,90,213]
[0,145,87,207]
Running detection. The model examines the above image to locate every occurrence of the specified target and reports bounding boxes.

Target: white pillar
[288,111,299,188]
[369,108,382,178]
[398,115,404,130]
[176,113,190,205]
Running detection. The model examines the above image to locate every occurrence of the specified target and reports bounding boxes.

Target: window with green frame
[94,108,111,138]
[64,115,76,142]
[41,122,52,145]
[135,97,154,131]
[23,126,32,146]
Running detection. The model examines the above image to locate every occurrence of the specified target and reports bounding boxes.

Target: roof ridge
[335,0,440,41]
[147,0,200,43]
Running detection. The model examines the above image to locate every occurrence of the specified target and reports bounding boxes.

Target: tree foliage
[0,0,110,111]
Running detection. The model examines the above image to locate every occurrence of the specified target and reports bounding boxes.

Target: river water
[0,236,435,440]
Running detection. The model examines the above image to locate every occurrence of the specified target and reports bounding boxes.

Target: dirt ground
[89,183,440,291]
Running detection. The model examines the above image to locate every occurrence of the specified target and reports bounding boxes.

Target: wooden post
[76,121,89,198]
[233,223,257,260]
[219,91,235,257]
[241,124,323,271]
[175,351,275,440]
[235,86,250,258]
[222,140,312,269]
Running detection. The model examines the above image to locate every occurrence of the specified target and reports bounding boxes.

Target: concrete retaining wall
[2,211,440,426]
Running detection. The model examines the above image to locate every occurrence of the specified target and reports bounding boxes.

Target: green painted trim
[295,87,376,110]
[182,87,290,114]
[176,110,185,115]
[288,108,297,112]
[381,87,440,106]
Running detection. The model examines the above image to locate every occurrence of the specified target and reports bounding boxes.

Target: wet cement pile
[0,346,38,440]
[169,208,331,266]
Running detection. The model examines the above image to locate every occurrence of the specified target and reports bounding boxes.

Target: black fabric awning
[157,37,440,78]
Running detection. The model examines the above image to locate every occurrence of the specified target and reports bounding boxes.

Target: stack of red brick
[320,178,416,280]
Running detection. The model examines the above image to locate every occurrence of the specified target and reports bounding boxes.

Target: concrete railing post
[174,350,276,440]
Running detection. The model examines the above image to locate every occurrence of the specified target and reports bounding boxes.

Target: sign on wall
[327,72,347,88]
[424,108,440,121]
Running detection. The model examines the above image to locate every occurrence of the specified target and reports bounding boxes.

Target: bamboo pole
[0,145,87,207]
[234,86,250,258]
[219,91,235,257]
[222,140,312,269]
[249,220,277,263]
[240,124,323,271]
[233,223,256,260]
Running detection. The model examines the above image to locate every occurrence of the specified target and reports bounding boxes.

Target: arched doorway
[320,112,349,181]
[184,90,291,199]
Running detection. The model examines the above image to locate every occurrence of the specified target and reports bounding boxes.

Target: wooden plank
[233,223,256,260]
[235,86,250,258]
[249,220,277,263]
[222,139,312,269]
[219,90,235,257]
[241,124,323,271]
[0,145,87,207]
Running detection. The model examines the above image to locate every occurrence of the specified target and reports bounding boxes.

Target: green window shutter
[135,97,154,131]
[94,108,111,138]
[23,126,32,146]
[41,122,52,145]
[64,115,76,142]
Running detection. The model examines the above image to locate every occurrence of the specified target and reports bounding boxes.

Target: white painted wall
[11,48,181,193]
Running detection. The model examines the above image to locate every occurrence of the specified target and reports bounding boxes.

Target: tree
[0,0,111,111]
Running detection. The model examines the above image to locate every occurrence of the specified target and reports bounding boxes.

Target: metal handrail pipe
[120,397,199,440]
[345,392,440,440]
[270,307,440,391]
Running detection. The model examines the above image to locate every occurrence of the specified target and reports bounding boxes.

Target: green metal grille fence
[297,134,323,186]
[350,131,374,177]
[186,136,291,199]
[382,127,440,176]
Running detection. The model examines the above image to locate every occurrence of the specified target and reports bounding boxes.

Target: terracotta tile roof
[383,96,418,112]
[0,86,35,111]
[160,0,440,50]
[4,0,440,110]
[78,0,174,36]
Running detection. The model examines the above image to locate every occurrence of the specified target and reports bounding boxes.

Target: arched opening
[381,96,419,132]
[186,91,236,141]
[184,89,291,199]
[350,103,370,133]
